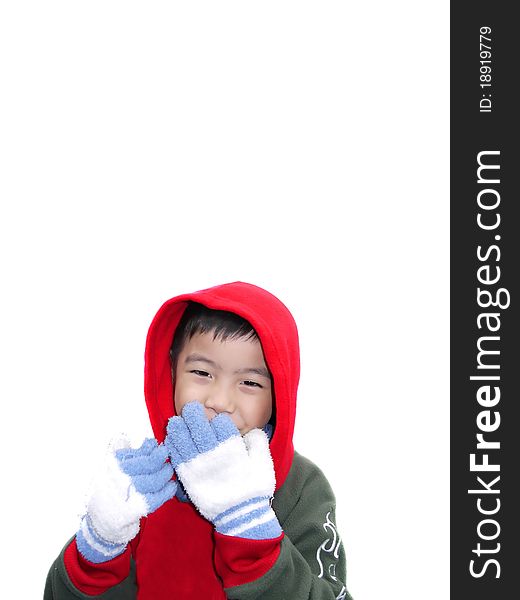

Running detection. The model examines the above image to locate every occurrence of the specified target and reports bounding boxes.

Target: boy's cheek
[173,388,190,416]
[173,395,196,417]
[173,379,199,414]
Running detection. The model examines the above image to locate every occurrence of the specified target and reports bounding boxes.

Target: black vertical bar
[451,3,519,598]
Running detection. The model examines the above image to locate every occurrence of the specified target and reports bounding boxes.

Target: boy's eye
[190,370,210,378]
[242,380,262,388]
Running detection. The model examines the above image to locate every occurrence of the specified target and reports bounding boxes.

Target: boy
[45,281,353,599]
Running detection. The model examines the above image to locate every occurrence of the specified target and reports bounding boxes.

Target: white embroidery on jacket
[316,511,342,581]
[335,586,347,600]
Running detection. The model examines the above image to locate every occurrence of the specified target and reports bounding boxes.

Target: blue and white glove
[76,437,177,563]
[165,401,282,540]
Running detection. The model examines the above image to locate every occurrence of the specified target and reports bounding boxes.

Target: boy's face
[174,331,273,435]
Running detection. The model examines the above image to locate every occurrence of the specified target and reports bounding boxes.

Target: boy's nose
[204,387,234,414]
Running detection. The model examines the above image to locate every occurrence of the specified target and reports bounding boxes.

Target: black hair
[169,302,258,373]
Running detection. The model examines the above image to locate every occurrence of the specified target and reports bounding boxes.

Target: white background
[0,2,449,598]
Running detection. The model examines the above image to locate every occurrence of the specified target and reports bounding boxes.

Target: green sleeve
[225,453,353,600]
[43,540,137,600]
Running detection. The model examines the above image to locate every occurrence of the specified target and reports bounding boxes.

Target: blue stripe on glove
[76,515,128,564]
[213,495,282,539]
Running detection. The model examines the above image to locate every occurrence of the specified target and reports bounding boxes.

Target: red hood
[144,281,300,490]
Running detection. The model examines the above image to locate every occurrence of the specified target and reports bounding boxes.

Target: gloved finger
[116,438,157,461]
[242,428,270,457]
[181,401,218,452]
[165,415,199,465]
[117,443,169,476]
[210,413,240,443]
[132,462,175,494]
[109,434,132,454]
[243,429,276,493]
[145,480,178,513]
[166,444,184,470]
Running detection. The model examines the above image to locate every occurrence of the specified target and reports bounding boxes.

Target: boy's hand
[165,401,282,540]
[76,437,177,563]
